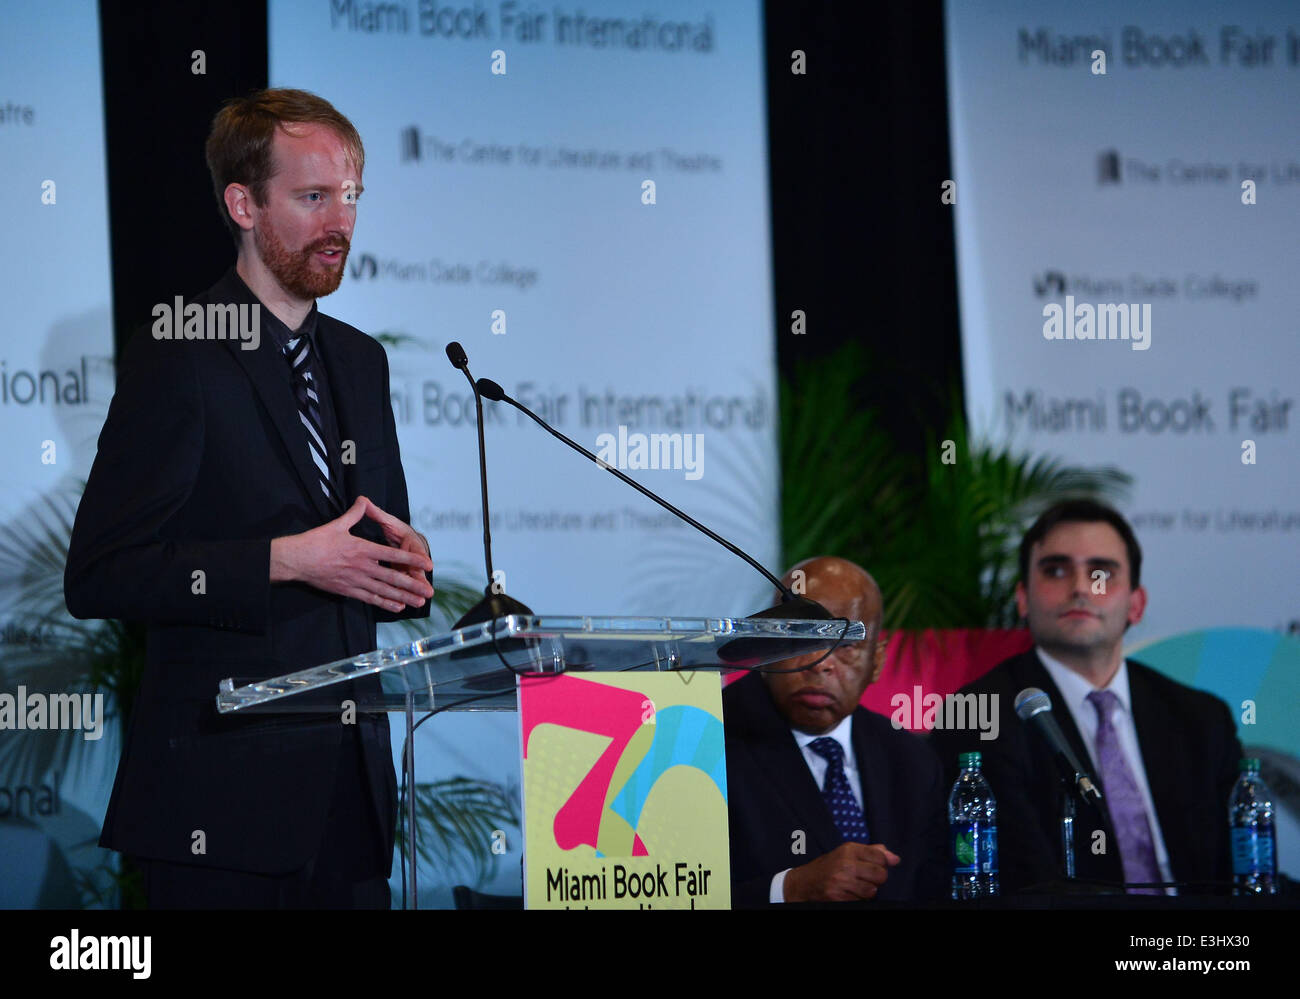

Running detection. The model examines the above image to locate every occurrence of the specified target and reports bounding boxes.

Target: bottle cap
[959,751,982,767]
[1239,758,1261,772]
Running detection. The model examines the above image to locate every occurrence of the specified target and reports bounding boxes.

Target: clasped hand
[270,496,434,613]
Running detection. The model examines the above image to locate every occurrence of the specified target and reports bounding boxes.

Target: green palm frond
[425,575,489,628]
[0,487,135,784]
[379,568,483,644]
[69,850,145,910]
[373,332,431,351]
[779,346,1133,630]
[780,342,913,566]
[0,641,121,786]
[0,489,80,624]
[395,777,520,887]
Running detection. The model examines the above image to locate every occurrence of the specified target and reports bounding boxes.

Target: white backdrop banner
[271,0,778,622]
[0,0,118,907]
[946,0,1299,643]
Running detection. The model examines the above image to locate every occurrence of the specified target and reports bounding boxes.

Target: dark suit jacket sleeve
[730,732,950,905]
[1206,694,1245,881]
[731,863,778,908]
[64,329,271,632]
[369,341,432,625]
[914,736,953,901]
[727,779,783,907]
[1213,694,1243,799]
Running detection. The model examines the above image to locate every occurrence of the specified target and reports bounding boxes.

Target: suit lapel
[1128,663,1188,877]
[313,322,357,507]
[309,324,377,658]
[753,728,842,857]
[736,678,842,856]
[852,711,891,846]
[221,334,338,524]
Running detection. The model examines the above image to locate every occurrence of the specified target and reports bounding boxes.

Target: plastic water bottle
[1229,758,1277,896]
[949,751,998,898]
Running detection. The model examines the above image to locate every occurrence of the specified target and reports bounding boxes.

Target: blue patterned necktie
[1086,690,1162,894]
[809,737,870,844]
[284,333,343,515]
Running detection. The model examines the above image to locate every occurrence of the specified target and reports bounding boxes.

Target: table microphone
[1014,687,1104,805]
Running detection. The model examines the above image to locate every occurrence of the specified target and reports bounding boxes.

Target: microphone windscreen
[477,377,506,401]
[1014,687,1052,721]
[445,341,468,369]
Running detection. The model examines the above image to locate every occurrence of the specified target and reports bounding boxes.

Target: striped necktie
[284,332,343,514]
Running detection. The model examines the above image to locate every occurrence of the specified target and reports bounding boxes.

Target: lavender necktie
[809,737,870,844]
[1086,690,1162,894]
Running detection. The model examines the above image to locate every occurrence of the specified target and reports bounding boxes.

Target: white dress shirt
[1037,648,1175,890]
[770,713,864,902]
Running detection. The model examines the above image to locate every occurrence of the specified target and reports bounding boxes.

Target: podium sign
[520,672,730,909]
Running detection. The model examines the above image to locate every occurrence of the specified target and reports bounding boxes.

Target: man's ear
[870,636,886,684]
[1014,580,1029,621]
[223,183,256,234]
[1126,584,1148,627]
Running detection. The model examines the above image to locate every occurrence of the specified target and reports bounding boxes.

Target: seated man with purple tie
[724,557,948,906]
[931,500,1242,894]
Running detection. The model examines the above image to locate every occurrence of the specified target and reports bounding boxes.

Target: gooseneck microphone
[1014,687,1104,805]
[474,376,832,623]
[443,344,534,628]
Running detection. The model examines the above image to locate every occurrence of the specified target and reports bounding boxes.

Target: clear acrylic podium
[215,613,866,908]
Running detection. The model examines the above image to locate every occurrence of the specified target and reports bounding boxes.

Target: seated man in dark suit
[931,500,1242,894]
[725,556,948,906]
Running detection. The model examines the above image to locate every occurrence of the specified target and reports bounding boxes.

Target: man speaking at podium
[64,89,434,908]
[724,557,948,905]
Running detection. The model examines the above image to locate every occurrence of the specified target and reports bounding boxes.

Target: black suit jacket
[930,649,1241,893]
[65,268,431,875]
[723,673,948,907]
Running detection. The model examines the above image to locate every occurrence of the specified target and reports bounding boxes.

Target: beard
[253,212,350,300]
